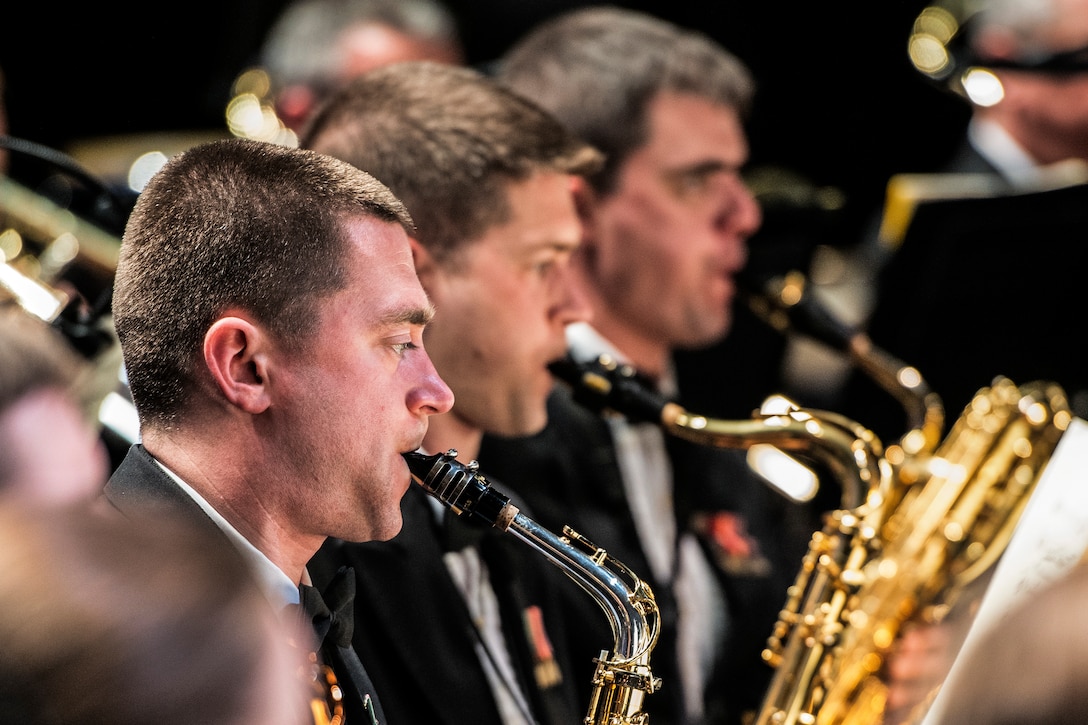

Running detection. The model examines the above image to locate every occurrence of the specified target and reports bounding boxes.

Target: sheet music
[922,416,1088,723]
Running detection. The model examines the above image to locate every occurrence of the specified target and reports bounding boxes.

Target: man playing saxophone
[301,61,607,724]
[479,9,820,723]
[104,138,455,725]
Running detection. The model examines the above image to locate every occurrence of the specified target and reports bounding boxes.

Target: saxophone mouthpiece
[547,355,668,424]
[403,450,518,530]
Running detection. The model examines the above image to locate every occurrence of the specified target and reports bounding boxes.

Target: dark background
[2,0,974,422]
[2,0,969,238]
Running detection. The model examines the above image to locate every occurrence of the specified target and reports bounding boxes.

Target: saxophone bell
[732,270,1073,725]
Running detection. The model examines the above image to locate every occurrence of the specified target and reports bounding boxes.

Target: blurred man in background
[480,8,818,723]
[841,0,1088,442]
[258,0,464,134]
[0,500,309,725]
[302,60,602,725]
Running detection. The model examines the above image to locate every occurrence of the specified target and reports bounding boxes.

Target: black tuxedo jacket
[480,386,813,725]
[483,387,687,724]
[103,444,386,725]
[943,139,1004,177]
[308,482,583,725]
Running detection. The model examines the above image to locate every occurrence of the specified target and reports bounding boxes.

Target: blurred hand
[883,622,956,724]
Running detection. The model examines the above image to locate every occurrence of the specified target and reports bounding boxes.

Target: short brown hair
[497,7,754,194]
[113,138,412,428]
[300,61,603,262]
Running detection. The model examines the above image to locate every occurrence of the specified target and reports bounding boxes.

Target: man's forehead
[467,173,582,254]
[347,278,434,331]
[643,93,746,154]
[342,214,411,250]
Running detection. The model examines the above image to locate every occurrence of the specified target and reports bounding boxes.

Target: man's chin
[489,410,548,440]
[687,316,731,349]
[371,513,404,543]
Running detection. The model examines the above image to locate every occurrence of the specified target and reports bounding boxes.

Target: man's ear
[571,176,599,243]
[409,237,438,287]
[203,317,272,414]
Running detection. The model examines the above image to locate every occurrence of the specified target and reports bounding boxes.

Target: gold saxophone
[551,271,1073,725]
[742,272,1072,725]
[404,449,663,725]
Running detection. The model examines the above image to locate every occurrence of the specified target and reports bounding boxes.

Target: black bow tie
[299,565,356,649]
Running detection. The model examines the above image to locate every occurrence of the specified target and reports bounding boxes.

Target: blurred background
[0,0,971,430]
[0,0,966,233]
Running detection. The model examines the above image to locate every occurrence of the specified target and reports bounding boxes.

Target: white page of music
[923,416,1088,723]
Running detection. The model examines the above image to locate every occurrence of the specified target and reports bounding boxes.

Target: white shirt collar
[968,117,1044,185]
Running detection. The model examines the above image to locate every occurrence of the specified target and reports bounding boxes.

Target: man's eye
[391,341,419,354]
[679,172,712,192]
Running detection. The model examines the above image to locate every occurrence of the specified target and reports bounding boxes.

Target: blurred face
[337,21,462,79]
[983,0,1088,163]
[587,91,761,350]
[272,216,453,542]
[1001,73,1088,162]
[421,171,590,437]
[0,387,109,503]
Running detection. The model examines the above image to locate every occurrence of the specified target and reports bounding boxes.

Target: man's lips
[544,344,573,371]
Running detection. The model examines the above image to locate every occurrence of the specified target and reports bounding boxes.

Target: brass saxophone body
[403,449,663,725]
[1,142,138,447]
[741,273,1073,725]
[753,378,1070,725]
[546,352,899,722]
[550,271,1074,725]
